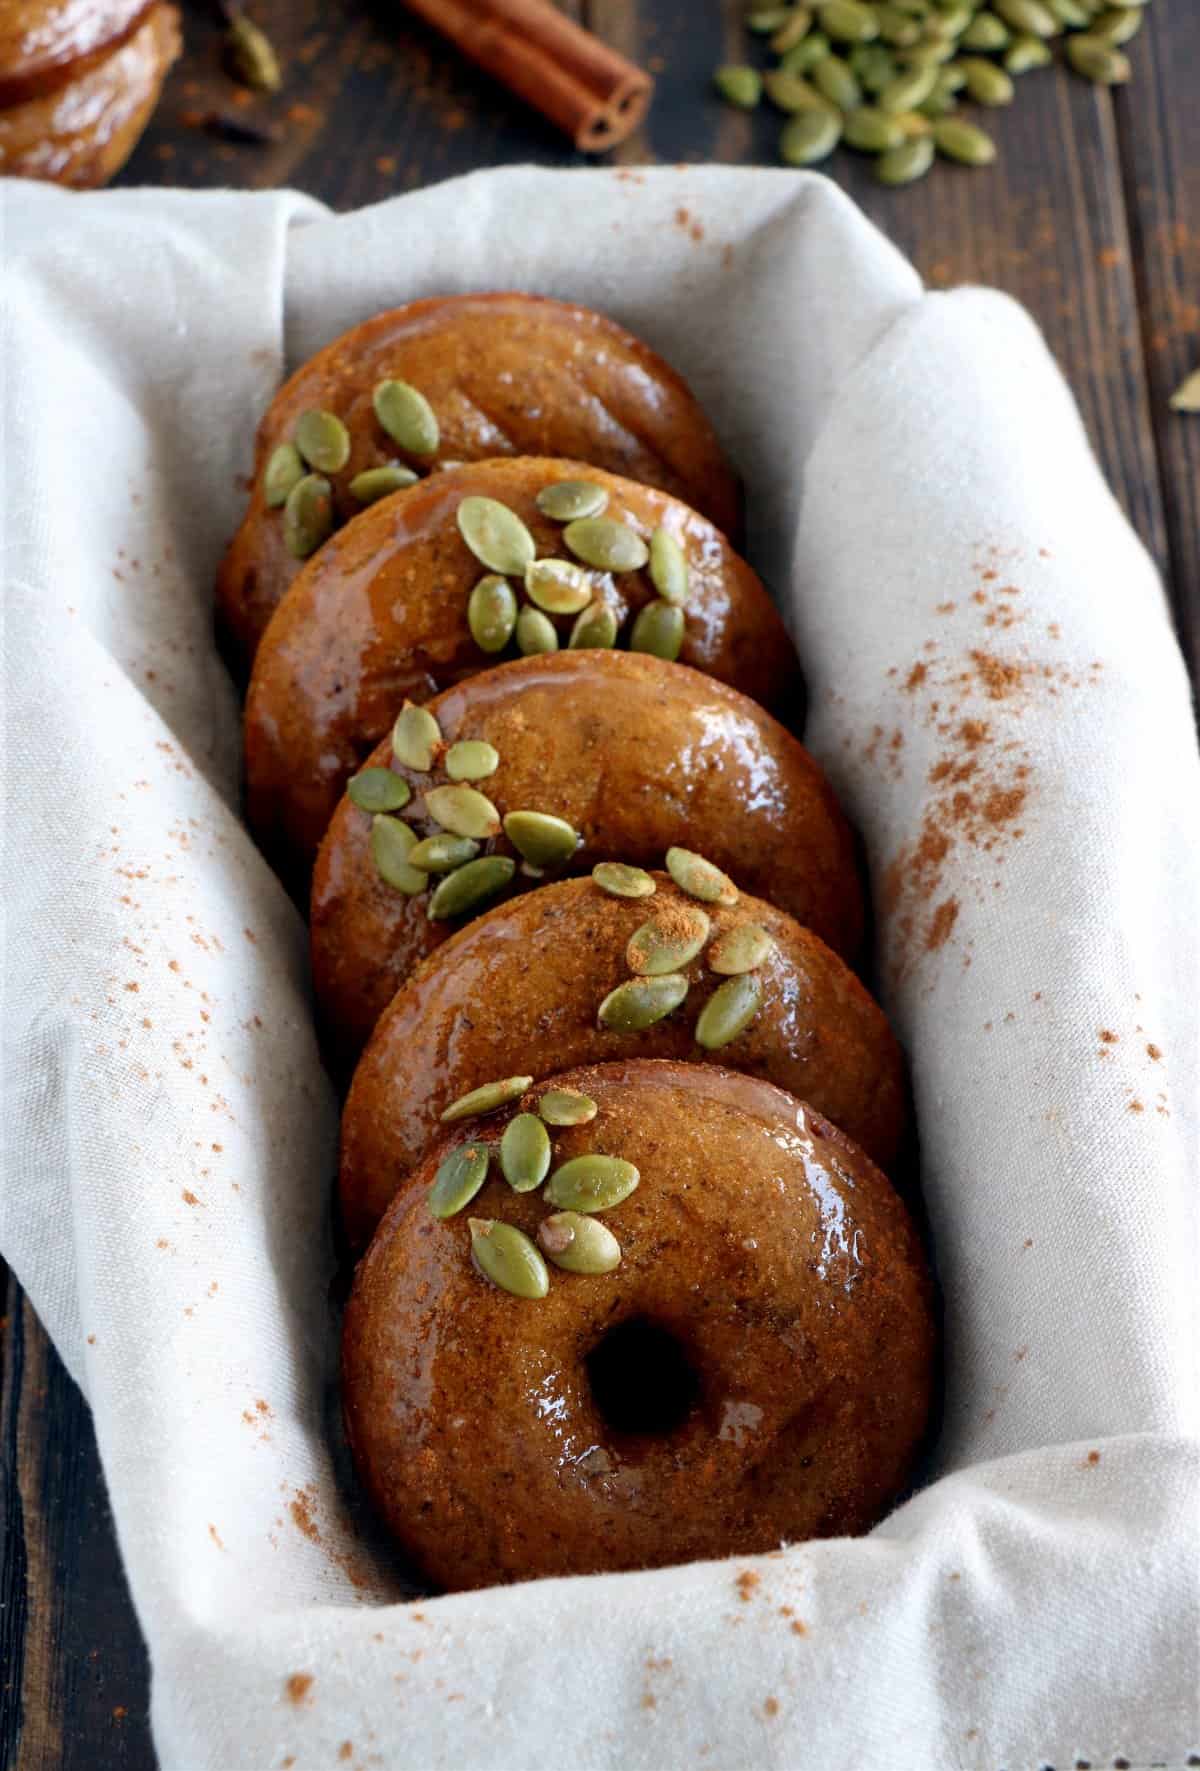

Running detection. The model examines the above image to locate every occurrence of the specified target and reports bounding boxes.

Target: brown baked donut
[341,1058,934,1591]
[244,458,802,884]
[339,871,904,1248]
[0,2,178,186]
[0,0,151,105]
[311,649,862,1065]
[217,293,741,673]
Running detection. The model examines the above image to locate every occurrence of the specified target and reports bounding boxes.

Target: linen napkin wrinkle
[1,165,1197,1771]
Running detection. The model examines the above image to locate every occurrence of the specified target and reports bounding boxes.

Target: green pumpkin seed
[874,3,923,45]
[933,115,997,162]
[933,60,968,91]
[263,442,305,507]
[922,2,971,36]
[407,832,480,872]
[916,88,958,118]
[349,463,420,504]
[764,69,832,112]
[563,517,649,573]
[852,41,898,91]
[780,28,832,71]
[428,1143,489,1218]
[525,558,595,615]
[226,12,281,91]
[1046,0,1090,22]
[960,9,1011,46]
[626,905,711,976]
[538,1212,621,1274]
[666,846,739,906]
[779,107,843,164]
[456,496,536,576]
[993,0,1058,34]
[629,600,685,661]
[392,702,443,772]
[843,104,906,149]
[895,108,933,135]
[373,379,439,456]
[282,473,333,559]
[746,5,793,29]
[1003,30,1053,68]
[592,862,656,899]
[819,0,880,41]
[347,767,411,813]
[441,1074,532,1123]
[445,739,500,781]
[503,810,580,867]
[812,52,862,107]
[545,1154,640,1213]
[515,605,559,655]
[535,479,610,522]
[875,134,936,182]
[708,922,776,974]
[695,973,763,1050]
[370,815,428,895]
[1089,8,1143,45]
[467,575,518,653]
[597,973,689,1031]
[648,529,689,605]
[500,1113,552,1192]
[538,1088,598,1126]
[714,64,763,107]
[771,6,814,51]
[425,784,501,840]
[879,61,939,109]
[469,1219,549,1299]
[569,601,619,649]
[1065,33,1130,79]
[903,35,957,62]
[294,409,350,475]
[959,55,1015,102]
[427,854,515,919]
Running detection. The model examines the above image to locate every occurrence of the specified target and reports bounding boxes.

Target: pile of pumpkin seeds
[594,851,775,1052]
[427,1078,632,1299]
[715,0,1151,183]
[348,698,584,918]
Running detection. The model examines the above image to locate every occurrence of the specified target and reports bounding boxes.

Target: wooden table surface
[2,3,1197,1765]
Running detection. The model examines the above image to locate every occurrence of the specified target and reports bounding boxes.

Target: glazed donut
[217,293,742,674]
[338,870,904,1248]
[0,0,153,105]
[244,457,802,883]
[311,648,862,1065]
[341,1058,935,1591]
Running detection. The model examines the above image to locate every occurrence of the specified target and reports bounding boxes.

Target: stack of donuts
[222,293,935,1594]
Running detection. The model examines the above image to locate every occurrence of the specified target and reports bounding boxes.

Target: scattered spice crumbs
[735,1569,759,1601]
[285,1672,314,1704]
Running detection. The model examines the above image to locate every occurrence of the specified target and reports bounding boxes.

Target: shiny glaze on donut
[0,0,151,105]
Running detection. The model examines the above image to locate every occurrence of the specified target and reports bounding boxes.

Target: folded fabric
[2,164,1197,1771]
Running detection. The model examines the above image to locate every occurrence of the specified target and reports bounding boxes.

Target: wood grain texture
[3,2,1198,1766]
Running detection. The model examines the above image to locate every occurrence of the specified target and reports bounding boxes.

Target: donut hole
[585,1317,700,1437]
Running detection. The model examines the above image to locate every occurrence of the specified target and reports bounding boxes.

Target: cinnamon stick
[401,0,653,152]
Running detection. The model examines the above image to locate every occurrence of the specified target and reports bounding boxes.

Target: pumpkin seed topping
[593,861,656,899]
[503,810,580,867]
[392,702,443,772]
[708,923,776,975]
[349,463,420,504]
[500,1113,552,1193]
[569,601,619,650]
[441,1075,532,1123]
[445,739,500,781]
[428,1143,489,1219]
[535,479,610,521]
[525,558,594,615]
[263,442,305,508]
[407,833,480,873]
[563,517,649,573]
[695,974,763,1050]
[347,767,411,813]
[469,1219,550,1299]
[294,409,350,475]
[629,601,685,661]
[457,496,536,575]
[467,575,518,653]
[515,605,559,655]
[598,973,689,1032]
[626,903,711,976]
[545,1154,640,1214]
[425,784,501,840]
[427,855,515,919]
[282,474,333,559]
[648,528,690,605]
[538,1088,598,1126]
[370,815,427,895]
[538,1212,622,1274]
[373,379,439,455]
[666,847,739,906]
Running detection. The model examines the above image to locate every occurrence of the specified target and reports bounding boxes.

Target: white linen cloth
[2,165,1198,1771]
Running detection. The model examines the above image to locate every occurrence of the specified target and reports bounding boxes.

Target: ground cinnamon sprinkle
[735,1570,760,1601]
[285,1673,314,1705]
[925,899,960,951]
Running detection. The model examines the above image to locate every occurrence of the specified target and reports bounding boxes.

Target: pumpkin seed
[933,115,997,162]
[392,702,443,772]
[373,379,439,455]
[875,134,936,182]
[666,846,739,906]
[538,1088,598,1126]
[714,64,763,107]
[627,905,711,976]
[916,88,958,118]
[538,1212,621,1274]
[428,1143,489,1218]
[597,973,689,1031]
[812,52,862,107]
[525,558,595,615]
[535,479,610,522]
[843,104,906,149]
[469,1219,549,1299]
[425,784,501,840]
[263,442,305,507]
[282,473,333,559]
[1089,8,1142,44]
[1046,0,1089,22]
[1065,33,1130,79]
[708,922,776,974]
[349,463,420,504]
[503,810,580,866]
[407,833,480,872]
[427,854,515,919]
[370,815,428,895]
[780,28,832,70]
[959,55,1015,102]
[1003,30,1053,68]
[993,0,1058,33]
[629,601,685,661]
[569,601,619,649]
[441,1074,532,1123]
[895,108,934,134]
[960,9,1011,46]
[466,575,518,653]
[457,496,536,576]
[1169,370,1200,414]
[445,739,500,781]
[746,4,793,29]
[515,605,559,655]
[819,0,880,41]
[779,107,843,164]
[874,3,923,44]
[500,1113,552,1192]
[563,517,649,573]
[648,529,689,605]
[347,767,411,813]
[903,35,957,62]
[294,409,350,475]
[592,861,656,899]
[771,6,814,51]
[765,69,832,112]
[879,61,939,109]
[922,2,971,36]
[545,1154,640,1213]
[852,41,898,90]
[695,974,764,1050]
[226,11,281,91]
